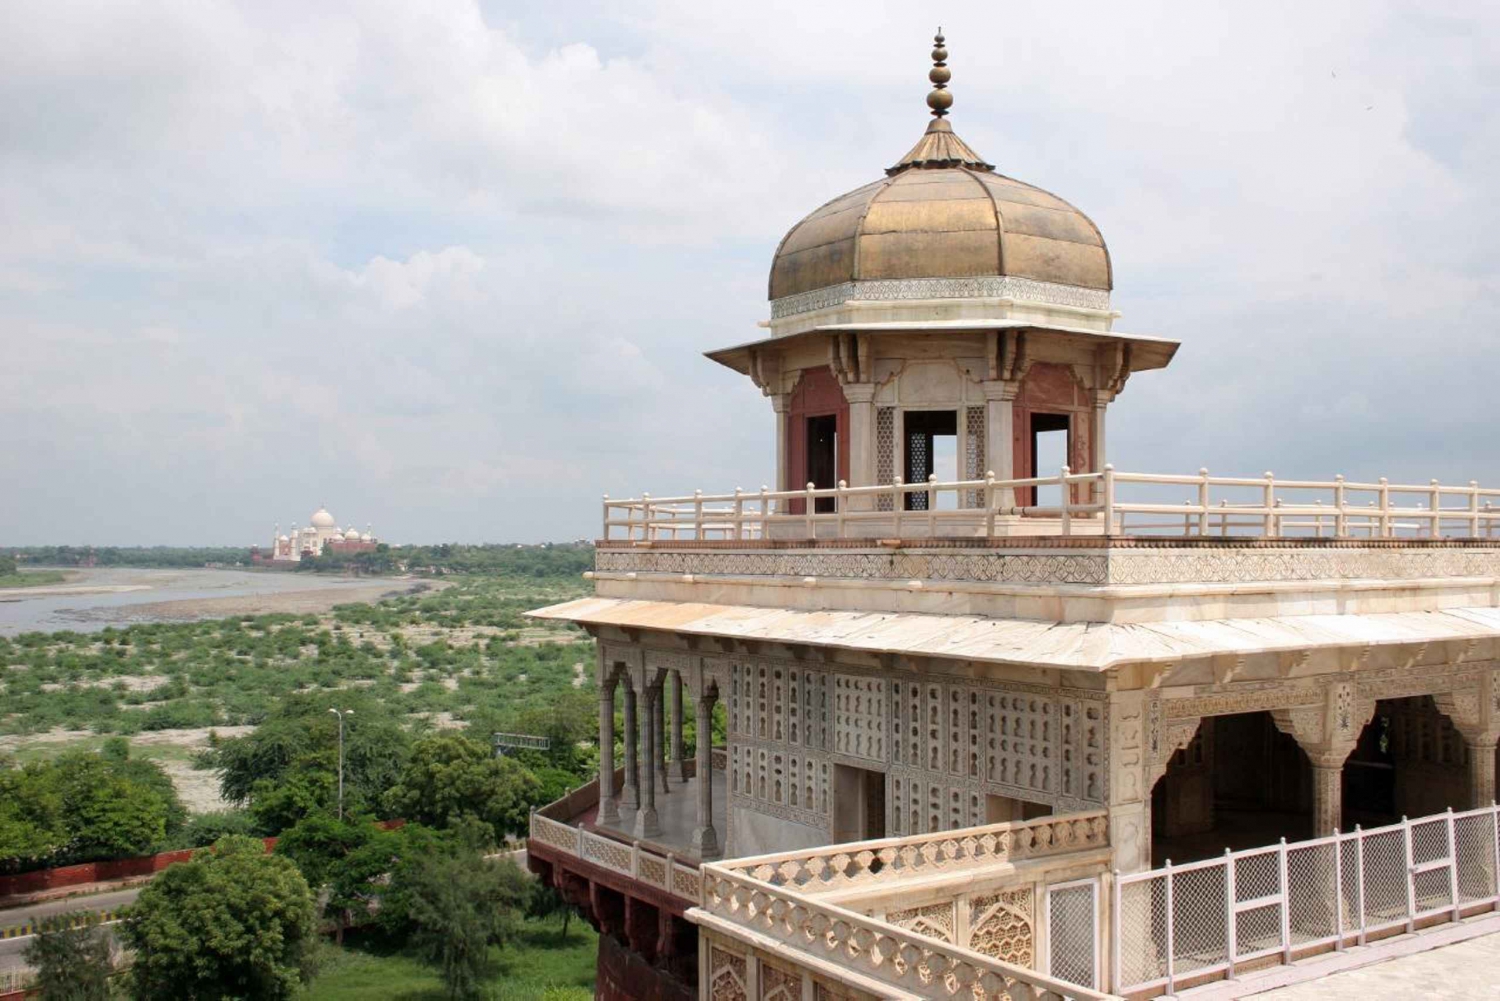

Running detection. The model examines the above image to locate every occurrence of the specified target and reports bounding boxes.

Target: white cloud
[0,0,1496,543]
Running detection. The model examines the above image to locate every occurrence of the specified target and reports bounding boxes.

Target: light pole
[328,708,353,820]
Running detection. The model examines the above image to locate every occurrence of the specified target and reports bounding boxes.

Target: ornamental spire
[927,28,951,118]
[888,30,994,175]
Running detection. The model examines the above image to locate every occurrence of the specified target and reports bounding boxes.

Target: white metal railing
[1112,805,1500,996]
[720,810,1108,895]
[699,862,1119,1001]
[601,468,1500,542]
[529,813,701,902]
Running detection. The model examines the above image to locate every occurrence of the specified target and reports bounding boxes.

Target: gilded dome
[769,36,1111,303]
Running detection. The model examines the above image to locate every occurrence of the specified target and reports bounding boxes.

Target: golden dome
[769,34,1111,303]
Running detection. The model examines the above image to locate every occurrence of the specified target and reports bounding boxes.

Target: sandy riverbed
[111,578,451,623]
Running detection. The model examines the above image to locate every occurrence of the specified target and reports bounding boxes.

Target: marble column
[1310,760,1344,836]
[597,679,620,825]
[635,685,661,839]
[621,683,639,812]
[692,691,720,858]
[1468,737,1499,808]
[670,671,689,782]
[663,684,675,792]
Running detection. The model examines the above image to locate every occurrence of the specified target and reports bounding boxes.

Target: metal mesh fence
[1455,811,1498,903]
[1116,876,1167,988]
[1116,809,1500,995]
[1286,842,1338,944]
[1047,883,1097,989]
[1171,866,1228,974]
[1360,828,1409,927]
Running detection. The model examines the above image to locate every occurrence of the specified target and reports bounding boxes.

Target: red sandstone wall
[595,932,694,1001]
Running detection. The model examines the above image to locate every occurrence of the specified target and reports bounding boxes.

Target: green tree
[23,911,114,1001]
[380,820,530,1001]
[273,813,402,942]
[53,751,168,861]
[213,693,410,828]
[0,761,66,864]
[121,835,317,1001]
[382,734,543,842]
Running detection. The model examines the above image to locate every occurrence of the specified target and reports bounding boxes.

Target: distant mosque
[252,506,378,564]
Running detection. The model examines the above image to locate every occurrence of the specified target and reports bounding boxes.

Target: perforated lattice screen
[876,407,895,511]
[965,405,986,508]
[906,428,931,510]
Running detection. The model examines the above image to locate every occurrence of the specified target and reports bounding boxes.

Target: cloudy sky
[2,1,1496,545]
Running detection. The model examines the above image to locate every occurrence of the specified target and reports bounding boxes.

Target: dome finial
[927,28,952,118]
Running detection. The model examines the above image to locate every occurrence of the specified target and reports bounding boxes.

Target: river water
[0,567,396,636]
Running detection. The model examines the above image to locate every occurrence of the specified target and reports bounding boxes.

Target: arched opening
[1151,712,1313,865]
[1346,695,1470,827]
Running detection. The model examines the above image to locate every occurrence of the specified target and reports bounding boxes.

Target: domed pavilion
[708,33,1176,527]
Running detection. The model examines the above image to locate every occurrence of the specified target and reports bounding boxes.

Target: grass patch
[0,571,67,588]
[301,917,596,1000]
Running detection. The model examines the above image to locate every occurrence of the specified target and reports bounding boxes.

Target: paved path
[1249,931,1500,999]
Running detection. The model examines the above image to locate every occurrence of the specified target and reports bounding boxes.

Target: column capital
[980,379,1020,402]
[841,382,877,404]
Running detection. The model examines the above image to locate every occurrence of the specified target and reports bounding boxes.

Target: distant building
[255,506,377,563]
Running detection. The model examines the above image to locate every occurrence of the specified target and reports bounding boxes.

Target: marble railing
[697,864,1117,1001]
[719,811,1108,894]
[603,468,1500,541]
[530,813,701,902]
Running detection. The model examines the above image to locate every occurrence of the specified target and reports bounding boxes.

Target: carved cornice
[769,276,1112,319]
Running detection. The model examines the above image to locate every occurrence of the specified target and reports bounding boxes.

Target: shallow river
[0,567,397,636]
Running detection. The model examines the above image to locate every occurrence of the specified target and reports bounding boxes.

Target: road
[0,888,139,976]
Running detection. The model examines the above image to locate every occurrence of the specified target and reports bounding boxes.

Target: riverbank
[0,570,71,590]
[104,578,450,624]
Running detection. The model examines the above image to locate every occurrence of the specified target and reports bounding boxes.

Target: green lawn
[302,917,596,1001]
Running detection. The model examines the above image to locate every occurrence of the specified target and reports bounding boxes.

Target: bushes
[0,746,183,870]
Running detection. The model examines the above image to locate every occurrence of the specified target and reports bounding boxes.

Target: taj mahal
[524,32,1500,1001]
[255,506,378,564]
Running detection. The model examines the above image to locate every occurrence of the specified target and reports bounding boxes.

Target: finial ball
[931,46,948,62]
[926,88,953,114]
[929,65,951,85]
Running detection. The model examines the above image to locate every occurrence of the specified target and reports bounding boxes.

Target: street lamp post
[328,708,353,820]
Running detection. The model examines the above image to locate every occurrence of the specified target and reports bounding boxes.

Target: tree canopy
[382,733,543,843]
[0,746,181,869]
[121,835,317,1001]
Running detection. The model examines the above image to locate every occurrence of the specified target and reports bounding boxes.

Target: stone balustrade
[718,811,1109,894]
[530,813,702,901]
[602,468,1500,542]
[696,864,1118,1001]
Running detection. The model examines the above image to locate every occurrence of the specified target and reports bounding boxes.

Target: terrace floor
[590,770,728,862]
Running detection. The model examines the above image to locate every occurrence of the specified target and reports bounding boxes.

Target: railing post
[1355,824,1368,946]
[1223,847,1236,977]
[1198,467,1210,536]
[694,489,704,540]
[804,482,815,539]
[1279,837,1292,963]
[1182,501,1191,537]
[1263,471,1276,537]
[1314,499,1325,538]
[602,494,610,541]
[1379,477,1391,537]
[836,480,847,538]
[1430,479,1442,537]
[642,493,653,541]
[1403,815,1416,933]
[1470,481,1481,538]
[1488,502,1496,541]
[733,487,743,541]
[1163,859,1176,995]
[1447,808,1460,923]
[1060,466,1072,536]
[927,474,938,536]
[1333,829,1345,951]
[1111,869,1122,994]
[1220,499,1230,537]
[1334,475,1347,538]
[892,475,903,537]
[1102,463,1116,536]
[985,471,997,537]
